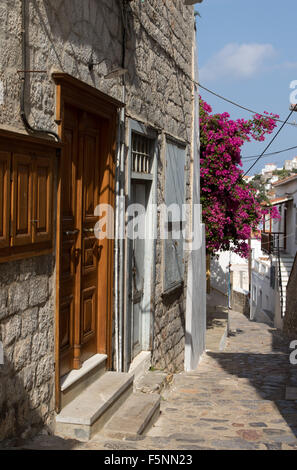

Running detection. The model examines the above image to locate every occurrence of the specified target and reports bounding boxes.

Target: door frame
[124,119,158,370]
[52,73,124,412]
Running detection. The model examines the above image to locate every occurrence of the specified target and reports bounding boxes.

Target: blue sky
[196,0,297,175]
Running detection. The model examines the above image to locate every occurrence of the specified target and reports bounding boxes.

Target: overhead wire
[244,108,296,175]
[199,83,297,128]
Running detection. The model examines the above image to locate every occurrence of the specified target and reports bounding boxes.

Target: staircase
[277,254,294,317]
[55,354,160,441]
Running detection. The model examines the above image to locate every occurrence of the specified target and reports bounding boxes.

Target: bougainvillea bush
[200,98,280,258]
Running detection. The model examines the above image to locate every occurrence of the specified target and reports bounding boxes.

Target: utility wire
[244,108,296,176]
[199,83,297,128]
[242,144,297,161]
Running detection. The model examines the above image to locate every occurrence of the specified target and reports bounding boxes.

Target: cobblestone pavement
[18,311,297,450]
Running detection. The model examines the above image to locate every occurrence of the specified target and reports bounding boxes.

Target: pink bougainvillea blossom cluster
[200,98,280,258]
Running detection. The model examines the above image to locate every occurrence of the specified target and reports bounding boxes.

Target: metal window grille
[132,133,153,174]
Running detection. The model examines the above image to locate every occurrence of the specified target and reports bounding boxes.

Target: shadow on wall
[0,353,45,447]
[0,255,55,445]
[41,0,135,80]
[25,0,137,123]
[210,256,229,297]
[0,353,79,449]
[207,327,297,440]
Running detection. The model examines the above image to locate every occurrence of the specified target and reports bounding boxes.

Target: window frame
[162,137,187,294]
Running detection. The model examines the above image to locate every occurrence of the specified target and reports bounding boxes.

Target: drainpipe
[119,90,125,373]
[115,0,128,373]
[114,87,126,374]
[114,122,120,373]
[20,0,59,141]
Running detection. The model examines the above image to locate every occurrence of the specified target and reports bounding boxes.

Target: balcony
[261,232,286,255]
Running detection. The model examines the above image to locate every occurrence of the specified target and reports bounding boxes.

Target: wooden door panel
[79,119,100,363]
[0,152,10,248]
[59,106,79,376]
[82,134,98,218]
[81,286,96,341]
[62,108,78,223]
[82,235,97,274]
[61,238,75,280]
[11,154,33,246]
[33,157,53,243]
[59,295,74,377]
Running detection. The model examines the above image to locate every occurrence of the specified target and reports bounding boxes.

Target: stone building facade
[0,0,205,442]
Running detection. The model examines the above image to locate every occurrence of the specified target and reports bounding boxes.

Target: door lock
[93,244,103,259]
[64,229,79,237]
[72,247,81,265]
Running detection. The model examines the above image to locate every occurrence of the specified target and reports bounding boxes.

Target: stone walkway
[17,311,297,450]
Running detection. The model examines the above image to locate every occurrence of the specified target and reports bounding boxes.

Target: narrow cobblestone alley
[14,310,297,451]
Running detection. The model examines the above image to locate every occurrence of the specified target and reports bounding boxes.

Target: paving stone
[249,422,268,428]
[20,310,297,450]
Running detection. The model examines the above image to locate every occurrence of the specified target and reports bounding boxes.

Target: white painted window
[163,139,186,292]
[295,207,297,245]
[132,133,153,174]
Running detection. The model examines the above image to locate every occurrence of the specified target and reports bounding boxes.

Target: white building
[261,163,277,176]
[261,174,297,329]
[250,244,275,324]
[284,156,297,171]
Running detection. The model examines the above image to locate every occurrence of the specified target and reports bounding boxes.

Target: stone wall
[152,281,186,373]
[284,253,297,338]
[0,255,55,442]
[0,0,194,140]
[0,0,195,439]
[231,289,250,318]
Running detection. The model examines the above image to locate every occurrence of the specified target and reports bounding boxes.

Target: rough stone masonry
[0,0,195,441]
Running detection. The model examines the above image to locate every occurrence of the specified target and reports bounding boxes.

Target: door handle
[83,227,94,234]
[64,229,79,236]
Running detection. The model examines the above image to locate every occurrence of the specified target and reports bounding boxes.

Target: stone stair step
[135,370,169,394]
[60,354,107,408]
[55,371,134,441]
[103,393,161,437]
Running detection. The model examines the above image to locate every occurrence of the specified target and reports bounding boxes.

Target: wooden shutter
[11,154,33,246]
[164,140,186,291]
[33,156,53,243]
[0,152,11,248]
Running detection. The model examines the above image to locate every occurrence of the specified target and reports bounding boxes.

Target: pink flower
[199,97,278,258]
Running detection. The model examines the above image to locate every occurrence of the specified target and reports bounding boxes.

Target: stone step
[60,354,107,408]
[55,371,134,441]
[103,393,161,438]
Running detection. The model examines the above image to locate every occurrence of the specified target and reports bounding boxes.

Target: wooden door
[59,107,103,376]
[79,113,100,364]
[60,105,79,376]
